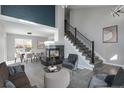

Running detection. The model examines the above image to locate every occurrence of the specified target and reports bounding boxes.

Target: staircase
[64,20,103,70]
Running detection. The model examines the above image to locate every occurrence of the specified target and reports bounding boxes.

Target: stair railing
[65,20,94,64]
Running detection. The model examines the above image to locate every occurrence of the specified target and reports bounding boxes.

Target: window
[15,39,32,58]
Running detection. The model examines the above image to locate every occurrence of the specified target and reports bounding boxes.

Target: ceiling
[0,15,56,37]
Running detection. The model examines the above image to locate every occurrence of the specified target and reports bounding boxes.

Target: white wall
[7,33,48,61]
[0,23,7,62]
[55,5,64,44]
[70,6,124,66]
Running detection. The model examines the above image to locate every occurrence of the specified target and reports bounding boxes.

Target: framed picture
[37,41,44,49]
[103,25,118,43]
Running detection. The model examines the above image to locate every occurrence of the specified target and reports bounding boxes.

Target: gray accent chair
[89,67,124,88]
[62,54,78,70]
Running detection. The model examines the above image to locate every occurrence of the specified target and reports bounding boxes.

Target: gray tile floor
[11,61,120,88]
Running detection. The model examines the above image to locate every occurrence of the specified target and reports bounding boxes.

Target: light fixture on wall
[111,5,124,17]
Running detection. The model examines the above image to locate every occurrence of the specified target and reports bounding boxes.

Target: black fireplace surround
[41,45,64,66]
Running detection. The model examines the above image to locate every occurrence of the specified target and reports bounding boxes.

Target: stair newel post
[75,28,77,45]
[91,41,94,64]
[65,20,67,34]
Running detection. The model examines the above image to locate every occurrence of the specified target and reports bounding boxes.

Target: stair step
[77,45,86,49]
[83,49,90,52]
[80,49,89,53]
[85,56,91,60]
[78,45,88,48]
[94,56,99,59]
[90,60,103,66]
[85,55,100,61]
[68,36,74,39]
[76,40,81,43]
[77,45,86,48]
[82,53,92,57]
[83,53,92,57]
[77,42,84,45]
[94,60,103,67]
[76,45,86,50]
[80,49,90,54]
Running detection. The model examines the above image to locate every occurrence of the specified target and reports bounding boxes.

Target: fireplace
[41,45,64,66]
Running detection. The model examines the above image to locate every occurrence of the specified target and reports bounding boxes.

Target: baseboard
[94,51,124,68]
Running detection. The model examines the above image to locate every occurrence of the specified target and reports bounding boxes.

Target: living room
[0,5,67,88]
[0,4,124,89]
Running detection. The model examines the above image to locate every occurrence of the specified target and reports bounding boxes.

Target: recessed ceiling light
[27,32,32,35]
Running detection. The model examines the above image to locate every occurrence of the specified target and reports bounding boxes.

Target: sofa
[0,62,31,88]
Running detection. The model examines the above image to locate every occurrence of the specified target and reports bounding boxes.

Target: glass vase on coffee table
[51,54,56,66]
[44,54,61,73]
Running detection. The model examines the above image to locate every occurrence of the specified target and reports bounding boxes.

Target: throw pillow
[112,67,124,87]
[4,80,16,88]
[14,65,23,74]
[8,65,23,76]
[8,67,15,76]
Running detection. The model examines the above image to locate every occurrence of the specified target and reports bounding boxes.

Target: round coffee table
[44,68,70,88]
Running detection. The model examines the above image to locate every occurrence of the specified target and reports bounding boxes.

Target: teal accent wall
[1,5,55,27]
